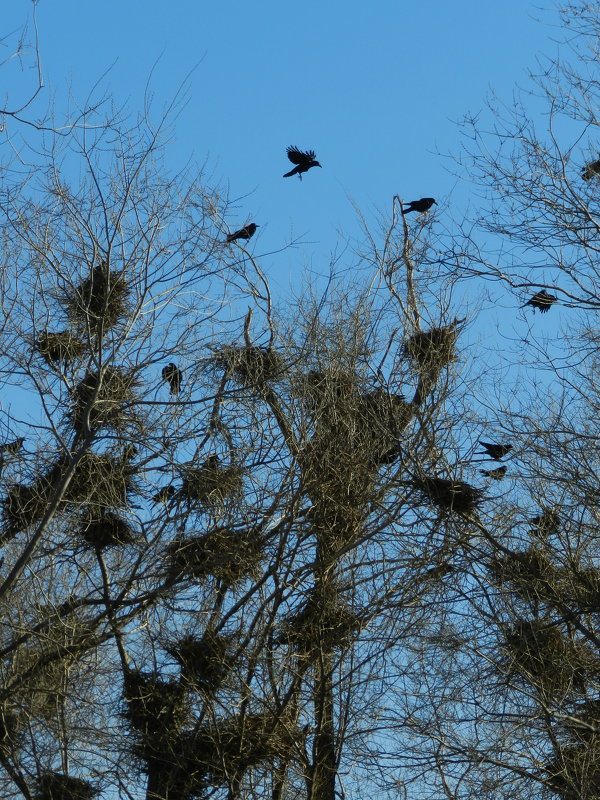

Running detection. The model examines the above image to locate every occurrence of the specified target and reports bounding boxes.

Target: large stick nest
[123,669,188,742]
[35,773,99,800]
[503,619,600,694]
[71,367,139,434]
[62,262,131,331]
[181,461,243,508]
[165,631,234,692]
[3,451,135,538]
[412,475,484,514]
[277,592,361,655]
[404,324,459,371]
[166,526,264,585]
[215,345,286,385]
[35,331,86,366]
[77,509,136,549]
[489,548,560,604]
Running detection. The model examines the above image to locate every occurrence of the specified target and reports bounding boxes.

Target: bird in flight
[478,441,513,460]
[480,466,507,480]
[402,198,436,214]
[524,290,557,313]
[283,147,322,180]
[226,223,259,244]
[162,363,182,395]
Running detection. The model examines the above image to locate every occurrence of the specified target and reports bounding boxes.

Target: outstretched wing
[287,146,316,166]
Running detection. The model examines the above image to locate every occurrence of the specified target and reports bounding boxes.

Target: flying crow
[524,290,557,313]
[226,223,259,243]
[478,441,513,460]
[283,147,321,180]
[162,363,182,395]
[402,198,436,214]
[480,465,507,480]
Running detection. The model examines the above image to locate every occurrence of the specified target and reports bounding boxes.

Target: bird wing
[286,146,315,165]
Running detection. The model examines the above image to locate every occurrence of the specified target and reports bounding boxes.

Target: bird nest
[181,463,243,508]
[77,510,136,549]
[503,619,600,694]
[0,706,21,755]
[360,389,413,464]
[545,742,600,800]
[582,159,600,181]
[71,367,139,434]
[35,331,85,366]
[412,476,484,514]
[404,325,458,370]
[62,263,131,331]
[2,452,134,538]
[166,631,234,692]
[166,527,264,584]
[215,345,286,385]
[277,593,361,655]
[489,548,559,604]
[123,669,188,741]
[35,773,98,800]
[529,508,560,537]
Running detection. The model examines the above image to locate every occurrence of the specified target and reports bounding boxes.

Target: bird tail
[283,169,296,178]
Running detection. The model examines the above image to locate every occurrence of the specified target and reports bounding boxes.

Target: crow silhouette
[0,437,25,454]
[480,465,507,480]
[524,290,556,313]
[582,159,600,181]
[402,198,436,214]
[226,223,259,243]
[283,147,321,179]
[478,441,513,460]
[152,485,175,504]
[162,363,182,395]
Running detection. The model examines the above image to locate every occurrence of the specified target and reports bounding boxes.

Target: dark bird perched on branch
[480,465,507,480]
[523,290,557,313]
[283,146,322,179]
[529,508,560,537]
[582,159,600,181]
[162,363,182,395]
[478,441,513,460]
[402,197,436,214]
[226,223,259,243]
[152,485,175,504]
[0,437,25,454]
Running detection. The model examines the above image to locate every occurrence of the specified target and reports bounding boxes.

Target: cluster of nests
[1,450,137,545]
[122,667,299,793]
[35,261,131,369]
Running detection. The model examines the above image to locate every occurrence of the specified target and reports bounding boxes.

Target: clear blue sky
[3,1,562,290]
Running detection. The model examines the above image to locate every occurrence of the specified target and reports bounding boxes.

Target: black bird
[478,441,513,460]
[480,465,507,480]
[283,146,322,180]
[402,198,436,214]
[0,437,25,454]
[529,508,560,537]
[582,159,600,181]
[162,363,182,395]
[524,290,557,313]
[152,485,175,504]
[226,223,259,243]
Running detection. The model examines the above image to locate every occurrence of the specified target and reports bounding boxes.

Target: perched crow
[524,290,556,313]
[283,146,322,179]
[162,363,182,395]
[582,159,600,181]
[402,198,436,214]
[152,485,175,504]
[0,437,25,454]
[480,465,507,480]
[478,441,513,460]
[226,223,259,243]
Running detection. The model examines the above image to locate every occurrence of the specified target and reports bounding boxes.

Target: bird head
[314,161,322,168]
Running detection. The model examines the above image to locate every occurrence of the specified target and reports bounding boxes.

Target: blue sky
[3,1,562,291]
